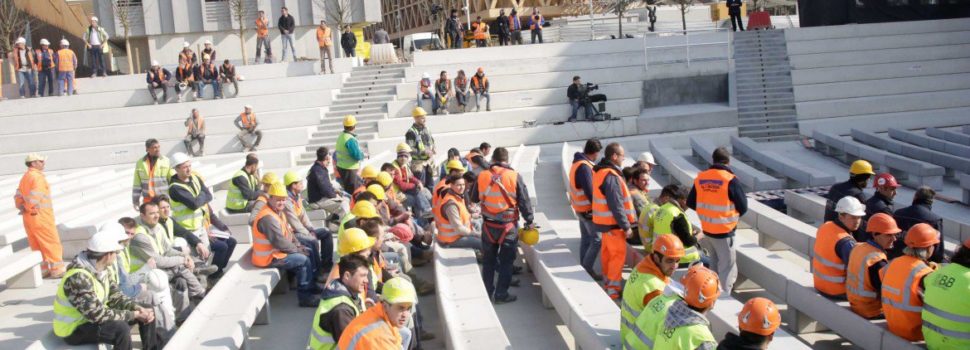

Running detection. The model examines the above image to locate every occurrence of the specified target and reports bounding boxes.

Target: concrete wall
[146,25,321,66]
[641,74,728,108]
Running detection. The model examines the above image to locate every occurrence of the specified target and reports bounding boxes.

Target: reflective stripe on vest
[251,206,291,267]
[308,294,361,350]
[135,156,172,203]
[568,159,594,213]
[53,269,107,337]
[170,176,206,231]
[812,221,851,296]
[409,126,430,161]
[626,294,677,350]
[435,193,470,244]
[130,223,173,271]
[654,322,717,350]
[651,202,700,264]
[477,166,518,222]
[692,169,740,234]
[56,49,75,71]
[591,167,635,227]
[338,303,401,349]
[921,263,970,347]
[226,170,258,211]
[846,243,886,318]
[335,132,360,170]
[882,255,933,341]
[620,264,667,342]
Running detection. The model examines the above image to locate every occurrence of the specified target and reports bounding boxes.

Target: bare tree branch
[113,0,135,73]
[228,0,248,64]
[0,0,30,56]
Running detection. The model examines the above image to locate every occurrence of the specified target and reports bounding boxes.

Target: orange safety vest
[436,191,470,244]
[812,221,852,296]
[591,167,635,227]
[568,159,594,214]
[473,22,488,40]
[56,49,76,72]
[471,75,488,91]
[256,17,269,37]
[241,112,257,129]
[350,185,367,209]
[465,151,482,173]
[12,46,35,71]
[317,26,333,47]
[881,255,933,341]
[692,168,740,234]
[34,48,56,70]
[846,242,887,318]
[336,302,401,350]
[432,179,447,213]
[530,15,544,30]
[251,206,292,267]
[477,166,518,222]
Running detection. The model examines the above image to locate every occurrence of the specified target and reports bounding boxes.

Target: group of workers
[418,67,491,115]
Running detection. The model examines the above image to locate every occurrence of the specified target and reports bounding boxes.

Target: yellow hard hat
[377,171,393,188]
[445,159,465,173]
[267,181,288,197]
[351,200,379,219]
[283,171,301,186]
[520,227,540,246]
[382,277,417,305]
[849,160,875,175]
[411,107,427,118]
[337,227,376,255]
[343,115,357,127]
[396,143,413,154]
[360,165,379,180]
[261,172,279,185]
[367,184,386,201]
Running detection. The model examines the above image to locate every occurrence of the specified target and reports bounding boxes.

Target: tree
[0,0,30,81]
[610,0,639,38]
[228,0,248,65]
[112,0,135,74]
[314,0,352,57]
[656,0,695,34]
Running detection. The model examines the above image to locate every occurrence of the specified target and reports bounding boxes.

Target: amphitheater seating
[690,137,783,191]
[0,248,43,289]
[851,129,970,175]
[926,127,970,146]
[731,136,837,187]
[961,173,970,205]
[888,128,970,159]
[650,141,701,187]
[783,190,826,225]
[812,130,945,189]
[434,247,512,349]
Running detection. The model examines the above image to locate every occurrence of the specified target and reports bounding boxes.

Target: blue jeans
[57,71,74,95]
[569,99,594,121]
[271,253,315,299]
[404,190,432,218]
[441,235,483,250]
[481,222,518,299]
[37,70,54,96]
[281,33,296,61]
[297,236,322,278]
[17,70,35,97]
[577,216,600,274]
[88,46,106,76]
[315,228,335,274]
[195,80,221,98]
[210,236,237,275]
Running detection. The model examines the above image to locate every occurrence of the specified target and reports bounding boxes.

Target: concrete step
[738,106,797,117]
[353,63,411,71]
[300,132,378,154]
[737,102,796,113]
[337,89,397,100]
[341,84,401,94]
[332,95,396,106]
[346,72,406,83]
[737,92,795,102]
[327,102,386,113]
[739,126,801,141]
[309,127,377,145]
[314,115,385,132]
[794,72,970,103]
[737,112,799,122]
[736,78,793,87]
[737,84,794,93]
[734,62,792,72]
[343,78,404,88]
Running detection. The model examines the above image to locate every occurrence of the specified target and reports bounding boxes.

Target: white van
[402,32,442,60]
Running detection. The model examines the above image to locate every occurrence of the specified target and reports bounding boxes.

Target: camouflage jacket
[62,252,137,324]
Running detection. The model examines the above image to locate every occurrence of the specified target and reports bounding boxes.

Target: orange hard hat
[866,213,901,235]
[904,223,940,248]
[738,297,781,336]
[964,238,970,250]
[476,67,484,74]
[653,234,686,259]
[681,265,721,310]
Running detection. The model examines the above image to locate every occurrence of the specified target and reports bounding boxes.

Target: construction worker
[349,166,380,207]
[225,153,261,214]
[167,153,212,242]
[892,186,945,263]
[627,265,721,349]
[152,195,211,267]
[16,153,65,278]
[688,147,747,293]
[437,148,469,179]
[652,184,703,267]
[337,277,416,349]
[340,200,382,238]
[11,36,36,98]
[436,174,482,250]
[812,196,864,299]
[235,105,262,152]
[473,147,534,304]
[433,159,466,207]
[54,228,158,349]
[592,142,635,300]
[335,115,365,192]
[717,297,782,349]
[284,171,335,276]
[921,239,970,349]
[391,143,432,220]
[846,213,900,319]
[620,234,685,342]
[406,107,437,189]
[865,173,899,221]
[825,159,873,224]
[308,254,369,350]
[881,223,940,341]
[132,138,173,210]
[653,264,721,350]
[465,147,489,176]
[56,39,77,96]
[569,138,603,279]
[307,146,350,220]
[249,172,279,224]
[35,38,57,97]
[252,181,321,307]
[107,220,179,338]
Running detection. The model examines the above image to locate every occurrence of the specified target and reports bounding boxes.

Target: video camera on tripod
[581,83,613,121]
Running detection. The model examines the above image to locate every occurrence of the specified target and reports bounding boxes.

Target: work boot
[512,265,523,275]
[195,265,219,276]
[420,329,436,341]
[510,278,520,287]
[410,274,436,296]
[493,294,517,304]
[299,296,321,308]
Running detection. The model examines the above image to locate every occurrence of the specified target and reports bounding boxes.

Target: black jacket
[717,332,764,350]
[278,14,295,33]
[687,164,749,238]
[727,0,743,15]
[340,32,357,50]
[445,16,462,34]
[317,280,364,342]
[146,68,172,85]
[567,83,584,101]
[307,162,337,202]
[824,180,866,223]
[891,201,944,262]
[194,63,219,81]
[495,15,510,34]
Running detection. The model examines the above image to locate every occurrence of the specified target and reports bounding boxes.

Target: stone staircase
[733,30,801,142]
[296,63,409,166]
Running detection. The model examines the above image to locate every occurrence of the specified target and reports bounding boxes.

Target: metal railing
[642,28,733,71]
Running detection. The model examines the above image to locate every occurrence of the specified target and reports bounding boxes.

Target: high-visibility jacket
[620,257,669,342]
[921,262,970,349]
[812,221,852,296]
[431,178,448,215]
[251,205,292,267]
[692,169,740,234]
[625,293,678,349]
[338,213,356,238]
[308,294,362,350]
[170,175,207,232]
[133,155,172,205]
[436,191,470,244]
[35,47,56,70]
[408,126,433,162]
[317,26,333,47]
[477,166,519,222]
[56,48,76,72]
[465,151,483,174]
[470,75,488,92]
[108,245,133,285]
[568,159,594,214]
[846,242,886,318]
[591,167,635,228]
[335,132,360,170]
[16,167,62,271]
[240,112,257,129]
[336,302,401,350]
[653,316,717,350]
[53,269,106,337]
[226,170,258,211]
[12,46,35,71]
[473,22,488,40]
[529,15,545,30]
[369,254,386,291]
[256,17,269,37]
[881,255,933,341]
[130,223,174,272]
[652,202,701,264]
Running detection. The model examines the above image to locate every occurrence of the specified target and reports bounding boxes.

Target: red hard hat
[873,173,900,188]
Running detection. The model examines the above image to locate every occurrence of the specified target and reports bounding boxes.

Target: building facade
[376,0,578,42]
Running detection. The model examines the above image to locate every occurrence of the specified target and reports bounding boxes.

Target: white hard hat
[60,39,70,46]
[15,37,26,44]
[204,40,212,45]
[835,196,866,217]
[171,152,192,167]
[151,60,160,67]
[244,104,253,110]
[98,222,130,242]
[88,227,125,253]
[638,152,657,166]
[91,16,99,22]
[183,41,190,48]
[422,72,430,79]
[40,38,50,46]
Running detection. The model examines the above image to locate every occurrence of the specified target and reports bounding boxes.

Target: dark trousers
[210,236,237,275]
[531,29,543,44]
[63,319,158,350]
[38,70,55,96]
[577,216,600,273]
[498,33,510,46]
[413,164,435,189]
[336,167,363,193]
[297,236,322,278]
[88,46,106,76]
[730,13,744,31]
[448,32,462,48]
[511,31,523,45]
[343,47,356,57]
[481,222,518,299]
[569,99,595,121]
[148,83,168,102]
[315,228,335,273]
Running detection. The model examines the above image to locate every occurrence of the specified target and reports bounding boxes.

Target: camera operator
[567,76,607,122]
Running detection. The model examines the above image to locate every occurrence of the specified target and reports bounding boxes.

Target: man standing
[727,0,744,32]
[470,68,490,112]
[255,10,272,63]
[306,147,349,219]
[307,255,368,350]
[812,196,864,299]
[473,17,489,47]
[592,143,635,300]
[56,39,77,96]
[132,139,173,211]
[235,105,263,152]
[16,153,64,278]
[317,20,334,74]
[688,147,747,294]
[529,9,545,44]
[146,60,171,104]
[83,16,109,77]
[335,115,366,192]
[193,55,221,99]
[184,109,205,156]
[35,38,57,97]
[446,10,463,49]
[11,37,35,98]
[569,138,602,278]
[406,107,437,189]
[225,154,261,214]
[496,10,511,46]
[340,26,357,57]
[279,7,297,62]
[508,9,524,45]
[373,26,391,44]
[473,147,535,304]
[252,181,320,307]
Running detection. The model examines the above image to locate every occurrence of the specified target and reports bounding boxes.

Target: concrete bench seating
[649,141,701,188]
[812,130,945,190]
[689,137,783,191]
[731,136,837,187]
[797,88,970,120]
[0,249,43,289]
[851,129,970,175]
[164,248,278,349]
[434,247,512,350]
[784,18,970,43]
[964,125,970,135]
[961,173,970,205]
[790,43,970,70]
[790,57,970,86]
[783,190,826,225]
[798,106,970,138]
[787,29,970,56]
[889,128,970,159]
[26,332,101,350]
[793,72,970,103]
[926,127,970,146]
